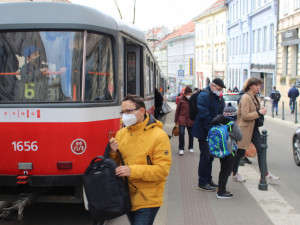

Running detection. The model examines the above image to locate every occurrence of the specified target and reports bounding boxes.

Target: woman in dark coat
[174,86,194,155]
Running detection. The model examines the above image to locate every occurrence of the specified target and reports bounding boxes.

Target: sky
[70,0,216,31]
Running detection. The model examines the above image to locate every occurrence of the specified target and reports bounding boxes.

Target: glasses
[119,108,140,115]
[213,84,223,92]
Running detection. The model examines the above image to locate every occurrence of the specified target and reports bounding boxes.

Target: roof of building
[164,20,195,42]
[194,0,226,20]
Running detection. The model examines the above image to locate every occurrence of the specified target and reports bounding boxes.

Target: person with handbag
[109,94,172,225]
[232,78,279,183]
[174,86,194,155]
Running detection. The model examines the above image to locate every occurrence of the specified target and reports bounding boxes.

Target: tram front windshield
[0,31,114,103]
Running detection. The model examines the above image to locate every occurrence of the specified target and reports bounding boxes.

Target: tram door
[124,43,141,96]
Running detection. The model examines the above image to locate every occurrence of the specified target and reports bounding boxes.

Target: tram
[0,1,164,211]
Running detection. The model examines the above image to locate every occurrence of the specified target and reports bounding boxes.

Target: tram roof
[0,2,146,43]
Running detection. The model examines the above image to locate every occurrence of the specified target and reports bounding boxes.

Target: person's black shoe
[276,111,278,116]
[243,157,252,164]
[216,191,234,199]
[292,110,294,114]
[198,184,217,191]
[208,180,218,187]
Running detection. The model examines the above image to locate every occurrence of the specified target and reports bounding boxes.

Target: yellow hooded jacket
[110,113,172,211]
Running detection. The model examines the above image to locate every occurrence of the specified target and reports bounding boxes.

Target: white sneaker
[179,150,184,155]
[266,173,280,183]
[232,173,246,183]
[189,149,194,153]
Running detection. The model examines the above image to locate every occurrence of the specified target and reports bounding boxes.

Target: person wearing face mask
[192,78,226,191]
[174,86,194,155]
[109,94,172,225]
[19,46,50,101]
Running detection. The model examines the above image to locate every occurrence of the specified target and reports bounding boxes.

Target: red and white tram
[0,2,164,206]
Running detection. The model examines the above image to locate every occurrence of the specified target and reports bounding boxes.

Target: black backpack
[274,91,281,101]
[83,146,131,221]
[189,89,210,120]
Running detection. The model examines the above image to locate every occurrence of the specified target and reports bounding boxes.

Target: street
[1,102,300,225]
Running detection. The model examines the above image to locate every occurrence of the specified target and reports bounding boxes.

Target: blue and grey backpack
[208,121,237,158]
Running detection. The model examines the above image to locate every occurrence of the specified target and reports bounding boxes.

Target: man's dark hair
[244,78,262,92]
[122,94,146,109]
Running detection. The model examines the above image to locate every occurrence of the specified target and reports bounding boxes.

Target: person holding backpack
[109,94,172,225]
[192,78,226,191]
[270,86,281,116]
[210,103,242,199]
[175,86,194,155]
[232,78,279,183]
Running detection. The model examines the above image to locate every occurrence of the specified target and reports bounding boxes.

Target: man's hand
[40,68,50,78]
[115,166,131,177]
[109,138,118,153]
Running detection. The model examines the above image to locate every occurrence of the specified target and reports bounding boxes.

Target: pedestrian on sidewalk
[270,86,281,116]
[288,84,299,114]
[192,78,226,191]
[211,104,242,199]
[174,86,194,156]
[109,94,172,225]
[233,86,239,93]
[232,78,280,183]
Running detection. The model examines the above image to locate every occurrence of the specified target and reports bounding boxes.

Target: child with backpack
[210,103,242,198]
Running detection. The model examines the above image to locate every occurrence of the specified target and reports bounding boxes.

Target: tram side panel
[0,107,121,187]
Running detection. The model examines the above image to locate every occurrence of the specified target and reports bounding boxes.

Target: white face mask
[186,95,191,100]
[213,90,222,96]
[122,113,137,127]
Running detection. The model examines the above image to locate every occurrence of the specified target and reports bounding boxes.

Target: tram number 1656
[12,141,38,151]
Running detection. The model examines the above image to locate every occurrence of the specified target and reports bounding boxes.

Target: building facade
[276,0,300,104]
[194,0,227,89]
[165,21,195,94]
[226,0,277,96]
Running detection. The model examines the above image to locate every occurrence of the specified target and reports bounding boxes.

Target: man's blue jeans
[127,207,160,225]
[272,101,278,114]
[198,139,214,186]
[290,98,296,111]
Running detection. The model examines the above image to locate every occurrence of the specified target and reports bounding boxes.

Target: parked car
[223,93,241,108]
[292,127,300,166]
[167,93,177,102]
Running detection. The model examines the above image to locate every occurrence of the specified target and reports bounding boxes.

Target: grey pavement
[264,100,300,125]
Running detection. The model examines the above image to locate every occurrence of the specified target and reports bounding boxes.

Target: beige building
[193,0,227,89]
[276,0,300,105]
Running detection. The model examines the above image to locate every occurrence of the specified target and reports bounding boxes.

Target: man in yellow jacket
[109,94,172,225]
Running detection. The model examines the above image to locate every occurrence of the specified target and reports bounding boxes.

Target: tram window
[84,33,114,102]
[0,31,83,103]
[127,52,136,95]
[145,55,150,96]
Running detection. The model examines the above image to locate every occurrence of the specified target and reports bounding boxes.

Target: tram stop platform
[107,102,275,225]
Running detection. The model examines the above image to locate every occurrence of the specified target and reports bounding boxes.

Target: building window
[295,0,300,10]
[207,49,211,63]
[201,50,204,63]
[197,50,200,63]
[236,1,239,19]
[252,30,256,53]
[270,24,275,50]
[263,26,267,51]
[286,46,290,75]
[257,28,261,52]
[284,0,289,15]
[222,23,224,33]
[222,48,225,62]
[207,21,211,38]
[216,48,219,63]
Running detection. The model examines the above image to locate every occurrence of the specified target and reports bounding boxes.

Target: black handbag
[255,114,264,127]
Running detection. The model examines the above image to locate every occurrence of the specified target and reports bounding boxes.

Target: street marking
[239,164,300,225]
